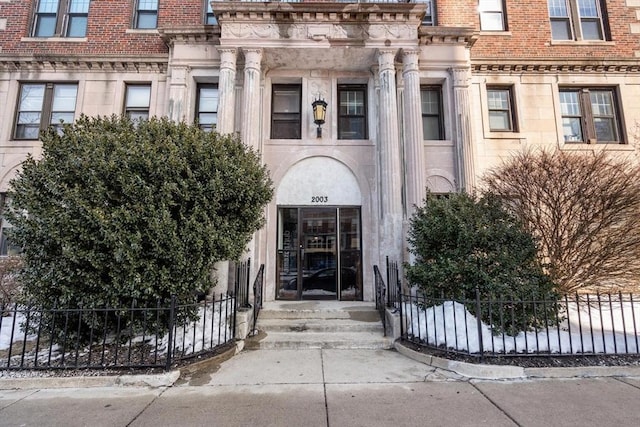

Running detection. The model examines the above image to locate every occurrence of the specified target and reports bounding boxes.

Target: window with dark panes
[14,83,78,140]
[271,84,301,139]
[559,88,622,144]
[338,85,367,140]
[32,0,90,37]
[548,0,606,41]
[487,87,517,132]
[420,86,444,140]
[125,84,151,121]
[196,84,218,131]
[479,0,507,31]
[134,0,158,29]
[205,0,216,24]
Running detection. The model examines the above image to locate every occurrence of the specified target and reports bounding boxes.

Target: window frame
[13,82,78,140]
[479,0,507,32]
[420,85,445,140]
[486,86,517,132]
[270,84,302,140]
[196,83,218,132]
[204,0,216,25]
[548,0,607,41]
[133,0,158,30]
[338,84,368,140]
[124,84,152,121]
[558,87,623,144]
[32,0,90,38]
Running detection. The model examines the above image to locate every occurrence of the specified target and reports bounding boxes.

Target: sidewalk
[2,348,640,426]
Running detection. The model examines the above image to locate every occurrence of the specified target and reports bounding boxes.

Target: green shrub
[405,192,559,334]
[7,115,273,342]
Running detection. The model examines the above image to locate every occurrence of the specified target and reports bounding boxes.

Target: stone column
[217,48,237,135]
[450,67,476,192]
[377,49,403,262]
[401,49,425,214]
[241,48,263,151]
[167,65,189,121]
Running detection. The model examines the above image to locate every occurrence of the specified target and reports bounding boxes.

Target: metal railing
[234,259,252,309]
[386,257,402,310]
[0,294,236,371]
[373,265,387,335]
[401,290,640,358]
[251,264,265,336]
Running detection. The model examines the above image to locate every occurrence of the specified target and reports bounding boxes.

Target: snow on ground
[406,300,640,354]
[1,311,37,350]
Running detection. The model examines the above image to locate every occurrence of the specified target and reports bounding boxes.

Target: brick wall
[0,0,208,57]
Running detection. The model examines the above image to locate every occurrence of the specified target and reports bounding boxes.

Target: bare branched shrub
[0,256,22,306]
[484,150,640,294]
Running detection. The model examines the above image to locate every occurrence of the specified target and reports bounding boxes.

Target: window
[271,84,301,139]
[0,194,20,257]
[134,0,158,29]
[124,84,151,121]
[338,85,367,140]
[479,0,506,31]
[417,0,435,26]
[14,83,78,140]
[421,86,444,140]
[487,87,517,132]
[205,1,216,25]
[559,88,622,144]
[32,0,90,37]
[548,0,606,41]
[196,84,218,131]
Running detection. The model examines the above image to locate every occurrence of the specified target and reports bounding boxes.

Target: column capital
[377,48,397,73]
[218,48,237,71]
[449,67,471,87]
[242,48,263,72]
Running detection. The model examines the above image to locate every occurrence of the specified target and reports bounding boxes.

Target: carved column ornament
[241,48,263,151]
[217,48,237,135]
[449,66,475,191]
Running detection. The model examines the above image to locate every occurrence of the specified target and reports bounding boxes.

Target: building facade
[1,1,639,302]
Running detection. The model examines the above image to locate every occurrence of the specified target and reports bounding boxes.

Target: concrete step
[257,318,384,333]
[251,331,393,350]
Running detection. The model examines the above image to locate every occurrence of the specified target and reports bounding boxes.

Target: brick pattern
[0,0,207,57]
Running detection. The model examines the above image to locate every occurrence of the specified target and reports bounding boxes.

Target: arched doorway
[275,157,362,301]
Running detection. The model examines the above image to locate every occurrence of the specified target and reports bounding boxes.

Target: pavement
[2,346,640,426]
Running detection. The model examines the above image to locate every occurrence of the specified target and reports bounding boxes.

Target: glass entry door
[277,207,362,301]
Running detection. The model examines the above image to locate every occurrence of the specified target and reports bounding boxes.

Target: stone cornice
[0,56,168,73]
[159,25,221,45]
[472,60,640,73]
[419,26,478,48]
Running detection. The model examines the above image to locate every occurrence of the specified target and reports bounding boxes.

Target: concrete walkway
[2,348,640,426]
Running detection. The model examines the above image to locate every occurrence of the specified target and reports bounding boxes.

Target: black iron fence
[0,294,236,371]
[400,290,640,358]
[386,257,402,311]
[373,265,387,335]
[234,259,252,308]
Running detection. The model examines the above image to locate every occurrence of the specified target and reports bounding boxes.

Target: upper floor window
[125,84,151,121]
[559,87,622,144]
[421,86,444,140]
[479,0,507,31]
[14,82,78,140]
[417,0,435,26]
[338,85,367,140]
[134,0,158,29]
[205,1,217,25]
[196,84,218,132]
[487,86,517,132]
[271,84,301,139]
[548,0,606,41]
[32,0,90,37]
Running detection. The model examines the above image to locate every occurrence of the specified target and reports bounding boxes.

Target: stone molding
[0,58,167,73]
[473,62,640,73]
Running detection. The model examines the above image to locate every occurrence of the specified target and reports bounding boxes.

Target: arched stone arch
[425,169,456,194]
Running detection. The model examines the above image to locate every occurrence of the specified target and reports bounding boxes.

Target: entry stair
[250,301,393,350]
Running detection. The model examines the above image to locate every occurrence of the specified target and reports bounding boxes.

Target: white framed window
[134,0,158,29]
[338,85,367,140]
[271,84,301,139]
[548,0,606,41]
[421,86,444,140]
[487,86,517,132]
[559,87,622,144]
[14,82,78,140]
[124,84,151,121]
[479,0,506,31]
[32,0,90,37]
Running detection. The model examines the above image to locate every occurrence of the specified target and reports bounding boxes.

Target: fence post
[165,295,176,371]
[245,258,252,308]
[386,256,390,307]
[475,287,484,362]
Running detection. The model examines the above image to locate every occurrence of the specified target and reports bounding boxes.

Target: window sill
[423,139,454,147]
[550,40,615,46]
[126,29,159,34]
[561,142,633,151]
[484,132,522,140]
[21,37,88,42]
[479,31,512,36]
